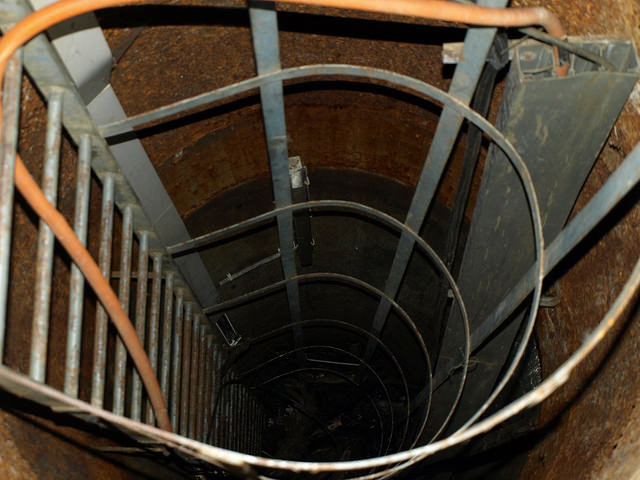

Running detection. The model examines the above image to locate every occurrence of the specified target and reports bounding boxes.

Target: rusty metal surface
[99,5,473,219]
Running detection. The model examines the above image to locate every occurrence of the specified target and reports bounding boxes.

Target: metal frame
[0,2,637,479]
[249,4,304,356]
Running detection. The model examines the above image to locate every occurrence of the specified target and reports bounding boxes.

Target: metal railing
[0,1,221,444]
[0,1,639,479]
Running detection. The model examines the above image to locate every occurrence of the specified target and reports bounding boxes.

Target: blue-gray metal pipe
[0,51,22,364]
[91,173,115,406]
[160,271,174,402]
[249,5,304,357]
[30,89,64,383]
[145,252,163,425]
[113,205,133,415]
[64,134,92,397]
[180,302,193,436]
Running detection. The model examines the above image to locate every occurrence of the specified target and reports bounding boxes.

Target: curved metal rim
[205,270,433,448]
[235,344,398,455]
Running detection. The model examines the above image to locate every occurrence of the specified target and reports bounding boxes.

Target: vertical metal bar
[226,377,233,450]
[196,327,207,441]
[213,347,221,445]
[232,375,239,451]
[0,50,22,363]
[202,335,213,443]
[228,377,234,450]
[249,5,304,355]
[239,387,247,452]
[160,271,174,401]
[145,252,163,424]
[253,396,259,455]
[131,231,149,421]
[222,376,229,448]
[232,381,238,451]
[363,0,507,360]
[64,134,92,397]
[254,397,260,455]
[170,288,184,431]
[90,173,115,405]
[188,313,201,439]
[30,89,64,382]
[113,205,133,415]
[179,302,193,436]
[252,400,258,454]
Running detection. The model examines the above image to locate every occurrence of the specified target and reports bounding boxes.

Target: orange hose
[276,0,568,77]
[0,0,568,435]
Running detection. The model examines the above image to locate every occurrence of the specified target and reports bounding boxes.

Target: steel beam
[363,0,508,360]
[29,0,111,103]
[249,2,304,354]
[88,87,220,309]
[160,271,174,402]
